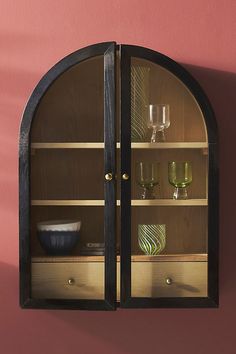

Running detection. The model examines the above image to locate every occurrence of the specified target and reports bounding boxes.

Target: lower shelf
[32,254,207,263]
[31,254,207,300]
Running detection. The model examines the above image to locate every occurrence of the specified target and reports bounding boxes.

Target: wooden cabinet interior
[31,205,207,257]
[30,54,209,296]
[31,56,104,142]
[31,149,104,200]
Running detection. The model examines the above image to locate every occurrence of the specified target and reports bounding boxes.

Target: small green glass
[168,161,192,199]
[136,162,160,199]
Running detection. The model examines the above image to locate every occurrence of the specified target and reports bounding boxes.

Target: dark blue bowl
[37,230,80,255]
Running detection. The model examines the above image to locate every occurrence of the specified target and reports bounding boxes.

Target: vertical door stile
[120,46,132,306]
[104,42,117,309]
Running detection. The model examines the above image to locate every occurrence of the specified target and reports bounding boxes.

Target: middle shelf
[31,146,208,200]
[31,199,208,206]
[31,142,208,149]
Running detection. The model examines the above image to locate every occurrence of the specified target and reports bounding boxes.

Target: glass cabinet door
[20,43,116,310]
[120,45,218,307]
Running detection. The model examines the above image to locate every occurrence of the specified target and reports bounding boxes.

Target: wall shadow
[182,64,236,295]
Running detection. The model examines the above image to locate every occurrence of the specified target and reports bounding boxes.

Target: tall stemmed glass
[136,162,160,199]
[168,161,192,199]
[147,104,170,142]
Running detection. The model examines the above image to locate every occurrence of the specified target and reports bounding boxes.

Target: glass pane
[130,57,208,298]
[30,56,105,300]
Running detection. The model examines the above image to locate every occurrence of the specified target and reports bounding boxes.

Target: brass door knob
[166,277,172,285]
[105,173,113,181]
[122,173,129,180]
[68,278,75,285]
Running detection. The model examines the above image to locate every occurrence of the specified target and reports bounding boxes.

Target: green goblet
[168,161,192,200]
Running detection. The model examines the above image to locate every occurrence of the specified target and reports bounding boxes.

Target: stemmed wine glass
[168,161,192,199]
[136,162,160,199]
[147,104,170,142]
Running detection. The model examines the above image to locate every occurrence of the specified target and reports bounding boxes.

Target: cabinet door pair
[20,42,218,310]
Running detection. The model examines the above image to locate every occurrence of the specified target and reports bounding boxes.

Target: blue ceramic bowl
[37,230,80,255]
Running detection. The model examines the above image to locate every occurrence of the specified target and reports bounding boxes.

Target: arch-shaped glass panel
[20,42,116,310]
[120,45,218,308]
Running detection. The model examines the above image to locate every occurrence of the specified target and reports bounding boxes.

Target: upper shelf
[31,142,208,149]
[31,199,208,206]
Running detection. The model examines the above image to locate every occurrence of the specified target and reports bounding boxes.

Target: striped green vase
[138,224,166,255]
[131,66,150,142]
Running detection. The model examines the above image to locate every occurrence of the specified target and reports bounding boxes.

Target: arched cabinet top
[120,44,217,144]
[19,41,116,149]
[20,42,217,147]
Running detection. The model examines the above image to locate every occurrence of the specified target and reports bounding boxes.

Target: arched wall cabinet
[19,42,218,310]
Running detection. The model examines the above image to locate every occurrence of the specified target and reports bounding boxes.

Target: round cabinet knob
[122,173,129,181]
[68,278,75,285]
[166,277,172,285]
[105,173,113,181]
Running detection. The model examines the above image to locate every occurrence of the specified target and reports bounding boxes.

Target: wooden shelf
[31,142,208,149]
[31,199,208,206]
[32,254,208,263]
[31,142,104,149]
[31,200,105,206]
[130,199,208,206]
[131,142,208,149]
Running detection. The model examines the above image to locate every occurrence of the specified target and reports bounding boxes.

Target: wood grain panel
[31,56,104,142]
[131,261,207,297]
[31,261,207,300]
[31,149,104,200]
[31,262,105,299]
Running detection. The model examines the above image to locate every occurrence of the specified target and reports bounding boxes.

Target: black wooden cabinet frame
[19,42,218,310]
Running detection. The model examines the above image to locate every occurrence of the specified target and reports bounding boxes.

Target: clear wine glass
[168,161,192,199]
[136,162,160,199]
[147,104,170,142]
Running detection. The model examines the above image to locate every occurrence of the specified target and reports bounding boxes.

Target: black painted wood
[119,44,219,308]
[19,42,117,310]
[120,46,132,306]
[119,297,218,309]
[22,299,115,311]
[104,43,117,309]
[207,143,219,306]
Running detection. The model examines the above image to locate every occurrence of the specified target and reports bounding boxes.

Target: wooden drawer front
[131,262,207,298]
[32,262,104,300]
[32,261,207,300]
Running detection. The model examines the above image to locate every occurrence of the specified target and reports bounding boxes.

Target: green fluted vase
[138,224,166,255]
[131,66,150,142]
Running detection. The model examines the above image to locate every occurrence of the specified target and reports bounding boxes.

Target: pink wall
[1,0,236,353]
